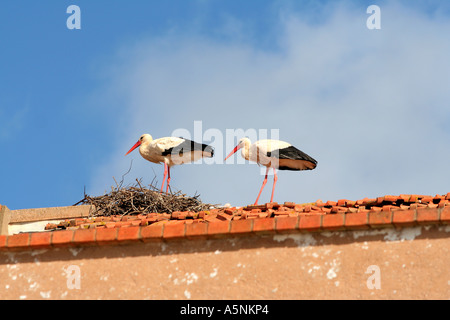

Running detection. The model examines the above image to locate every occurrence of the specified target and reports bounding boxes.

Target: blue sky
[1,0,450,210]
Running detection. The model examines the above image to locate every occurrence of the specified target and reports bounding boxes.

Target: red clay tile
[141,224,164,242]
[205,213,217,221]
[186,211,198,219]
[207,221,230,236]
[224,208,234,215]
[117,226,141,242]
[29,232,52,248]
[344,212,369,230]
[399,194,411,202]
[362,198,377,206]
[130,220,141,226]
[346,200,356,207]
[420,196,433,204]
[138,219,149,226]
[330,207,340,214]
[440,206,450,224]
[298,215,321,232]
[73,229,96,245]
[156,213,171,221]
[274,209,291,215]
[105,222,116,228]
[392,210,416,227]
[253,218,275,233]
[230,219,253,234]
[163,221,186,239]
[445,193,450,201]
[416,208,440,225]
[275,216,298,233]
[51,230,74,246]
[438,200,448,208]
[96,227,118,244]
[322,213,345,230]
[7,233,30,248]
[284,202,296,208]
[384,195,399,202]
[171,211,181,219]
[198,211,206,219]
[185,222,208,239]
[266,202,279,209]
[0,235,7,249]
[369,211,393,227]
[115,221,133,228]
[301,211,324,216]
[266,209,275,217]
[45,223,58,230]
[322,207,332,214]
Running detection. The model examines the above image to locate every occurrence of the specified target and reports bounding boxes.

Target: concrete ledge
[0,205,11,236]
[9,205,92,223]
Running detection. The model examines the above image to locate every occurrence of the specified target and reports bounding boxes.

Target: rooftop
[1,193,449,251]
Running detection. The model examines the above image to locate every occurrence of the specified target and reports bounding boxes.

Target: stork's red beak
[224,144,241,161]
[125,140,141,155]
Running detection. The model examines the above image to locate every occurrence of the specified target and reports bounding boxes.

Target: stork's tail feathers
[203,145,214,158]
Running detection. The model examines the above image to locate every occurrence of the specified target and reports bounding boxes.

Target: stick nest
[75,179,216,217]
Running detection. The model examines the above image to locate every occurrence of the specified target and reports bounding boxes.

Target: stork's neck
[240,141,250,161]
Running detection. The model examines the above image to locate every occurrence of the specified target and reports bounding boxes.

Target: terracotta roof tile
[1,193,450,251]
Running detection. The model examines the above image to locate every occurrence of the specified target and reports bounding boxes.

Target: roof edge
[1,205,449,252]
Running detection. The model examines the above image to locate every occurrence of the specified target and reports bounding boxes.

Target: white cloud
[89,3,450,207]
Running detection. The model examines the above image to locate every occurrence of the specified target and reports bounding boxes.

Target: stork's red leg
[254,167,269,205]
[270,168,278,203]
[161,163,168,193]
[166,166,171,193]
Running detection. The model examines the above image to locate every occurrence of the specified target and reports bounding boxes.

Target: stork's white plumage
[225,138,317,205]
[126,134,214,193]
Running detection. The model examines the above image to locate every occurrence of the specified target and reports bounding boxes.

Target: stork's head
[125,134,153,155]
[224,137,251,161]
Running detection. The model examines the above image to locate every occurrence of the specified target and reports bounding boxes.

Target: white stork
[225,138,317,205]
[125,134,214,193]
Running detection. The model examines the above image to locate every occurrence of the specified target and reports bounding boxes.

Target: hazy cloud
[89,2,450,207]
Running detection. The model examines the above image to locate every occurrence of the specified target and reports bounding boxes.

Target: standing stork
[125,134,214,193]
[225,137,317,205]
